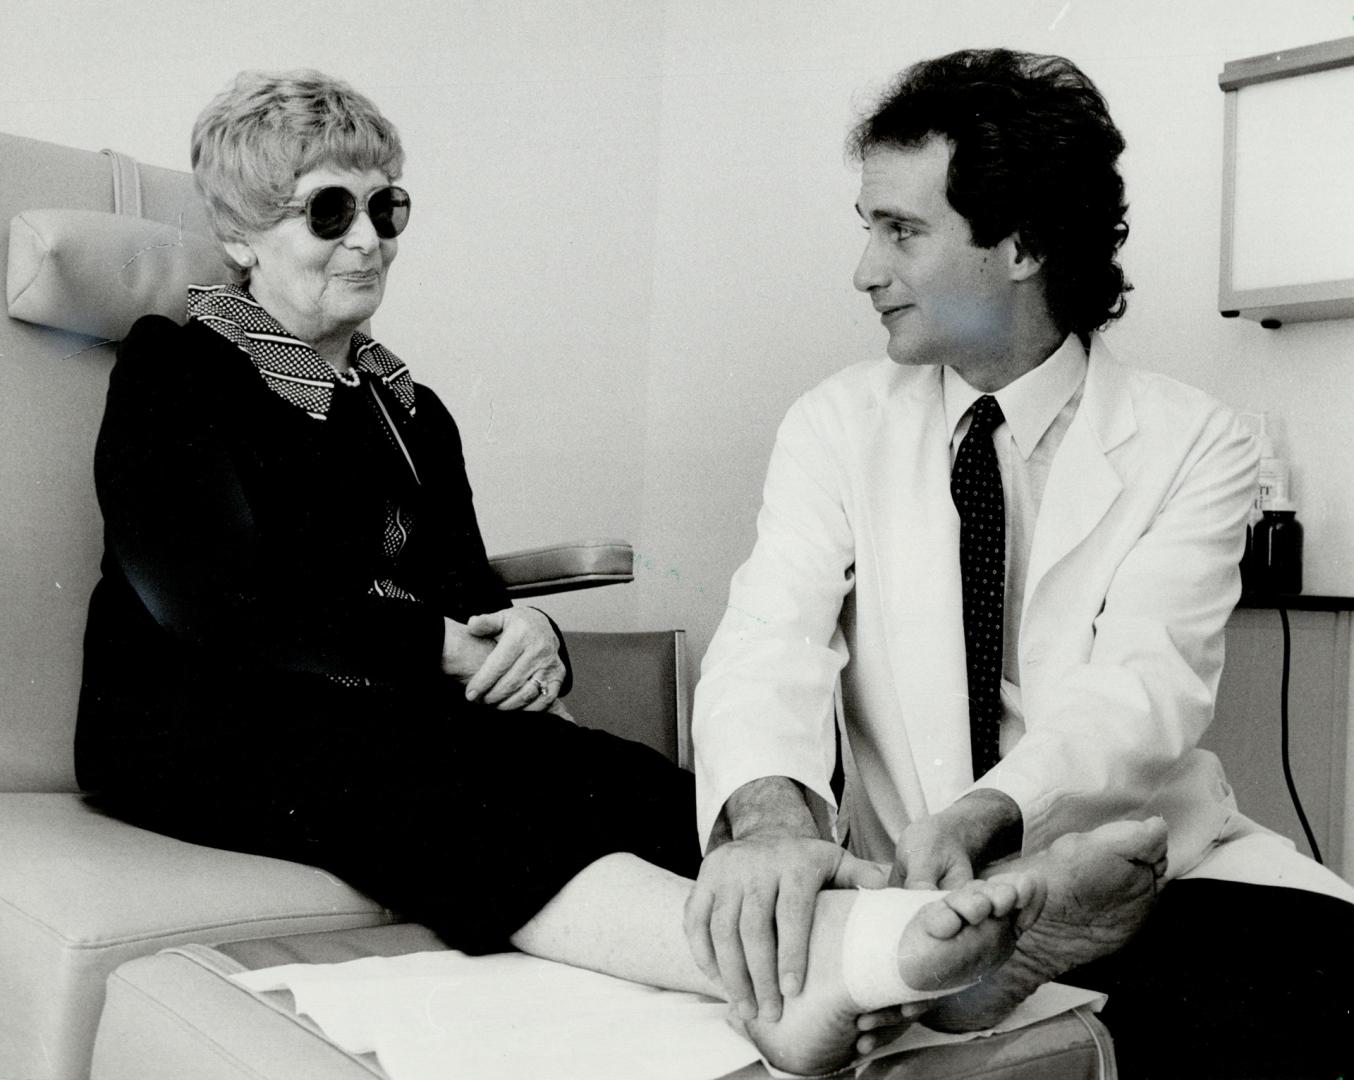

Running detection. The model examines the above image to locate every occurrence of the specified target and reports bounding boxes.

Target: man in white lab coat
[687,48,1354,1079]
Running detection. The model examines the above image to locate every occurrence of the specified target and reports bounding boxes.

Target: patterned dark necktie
[951,394,1006,779]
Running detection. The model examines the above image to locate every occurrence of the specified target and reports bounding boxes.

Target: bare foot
[743,874,1044,1075]
[925,817,1169,1033]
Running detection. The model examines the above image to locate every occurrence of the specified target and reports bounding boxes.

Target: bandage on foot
[841,888,958,1010]
[840,875,1041,1012]
[742,878,1038,1076]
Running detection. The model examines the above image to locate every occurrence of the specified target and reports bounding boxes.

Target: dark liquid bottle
[1252,505,1303,594]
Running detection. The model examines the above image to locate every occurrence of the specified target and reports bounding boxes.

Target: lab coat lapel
[1025,339,1137,608]
[866,368,973,811]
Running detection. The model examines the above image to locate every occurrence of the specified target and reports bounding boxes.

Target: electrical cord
[1278,606,1323,865]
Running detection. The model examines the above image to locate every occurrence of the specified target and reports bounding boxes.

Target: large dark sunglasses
[279,185,411,240]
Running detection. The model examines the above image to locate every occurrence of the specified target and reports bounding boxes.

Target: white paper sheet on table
[234,951,1106,1080]
[234,950,755,1080]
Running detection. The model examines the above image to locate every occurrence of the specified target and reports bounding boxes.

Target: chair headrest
[6,208,232,341]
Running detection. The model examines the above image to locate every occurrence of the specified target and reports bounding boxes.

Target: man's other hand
[888,816,978,889]
[890,788,1023,888]
[684,777,885,1022]
[685,835,885,1022]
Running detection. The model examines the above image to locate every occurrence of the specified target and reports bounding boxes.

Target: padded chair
[0,132,686,1080]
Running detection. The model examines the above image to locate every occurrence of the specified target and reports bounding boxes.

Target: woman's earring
[223,239,257,270]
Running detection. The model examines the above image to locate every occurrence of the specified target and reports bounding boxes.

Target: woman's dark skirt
[82,675,701,954]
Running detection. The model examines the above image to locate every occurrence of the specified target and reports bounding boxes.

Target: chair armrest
[488,539,634,597]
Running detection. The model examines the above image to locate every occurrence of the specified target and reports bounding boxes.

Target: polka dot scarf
[186,283,416,422]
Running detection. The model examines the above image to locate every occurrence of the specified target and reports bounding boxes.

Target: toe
[1136,818,1169,864]
[919,897,966,939]
[1015,876,1047,931]
[856,1007,900,1032]
[942,885,994,928]
[989,870,1038,910]
[1050,818,1170,866]
[1098,818,1167,858]
[982,881,1018,918]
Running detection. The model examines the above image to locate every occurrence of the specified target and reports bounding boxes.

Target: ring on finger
[532,677,550,697]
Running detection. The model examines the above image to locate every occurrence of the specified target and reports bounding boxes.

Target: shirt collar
[943,334,1088,460]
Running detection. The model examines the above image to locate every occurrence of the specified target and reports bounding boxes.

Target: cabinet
[1205,597,1352,880]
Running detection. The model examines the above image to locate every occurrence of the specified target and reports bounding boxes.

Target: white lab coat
[694,335,1353,901]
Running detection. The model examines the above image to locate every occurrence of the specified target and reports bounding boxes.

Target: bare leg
[510,853,1043,1075]
[509,852,721,996]
[925,817,1169,1033]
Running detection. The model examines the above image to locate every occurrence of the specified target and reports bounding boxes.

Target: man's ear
[1002,233,1043,282]
[222,238,257,270]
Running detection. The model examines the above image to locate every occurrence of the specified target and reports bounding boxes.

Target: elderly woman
[76,65,705,956]
[74,69,1146,1076]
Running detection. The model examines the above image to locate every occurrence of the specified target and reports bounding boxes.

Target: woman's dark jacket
[76,314,566,799]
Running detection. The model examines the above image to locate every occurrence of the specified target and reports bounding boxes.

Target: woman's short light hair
[191,69,405,272]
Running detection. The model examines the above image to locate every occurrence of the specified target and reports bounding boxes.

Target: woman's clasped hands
[442,607,566,712]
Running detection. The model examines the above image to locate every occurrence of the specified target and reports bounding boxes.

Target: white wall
[6,0,1353,661]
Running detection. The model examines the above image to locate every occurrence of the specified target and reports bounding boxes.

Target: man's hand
[684,777,887,1023]
[854,1002,935,1058]
[687,835,886,1023]
[462,607,566,711]
[890,788,1023,888]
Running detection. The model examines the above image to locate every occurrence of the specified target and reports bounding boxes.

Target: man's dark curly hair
[847,49,1131,338]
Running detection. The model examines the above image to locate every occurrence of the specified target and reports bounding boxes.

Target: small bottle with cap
[1253,413,1288,509]
[1239,412,1295,593]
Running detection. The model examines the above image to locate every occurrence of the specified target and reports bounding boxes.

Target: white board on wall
[1220,36,1354,324]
